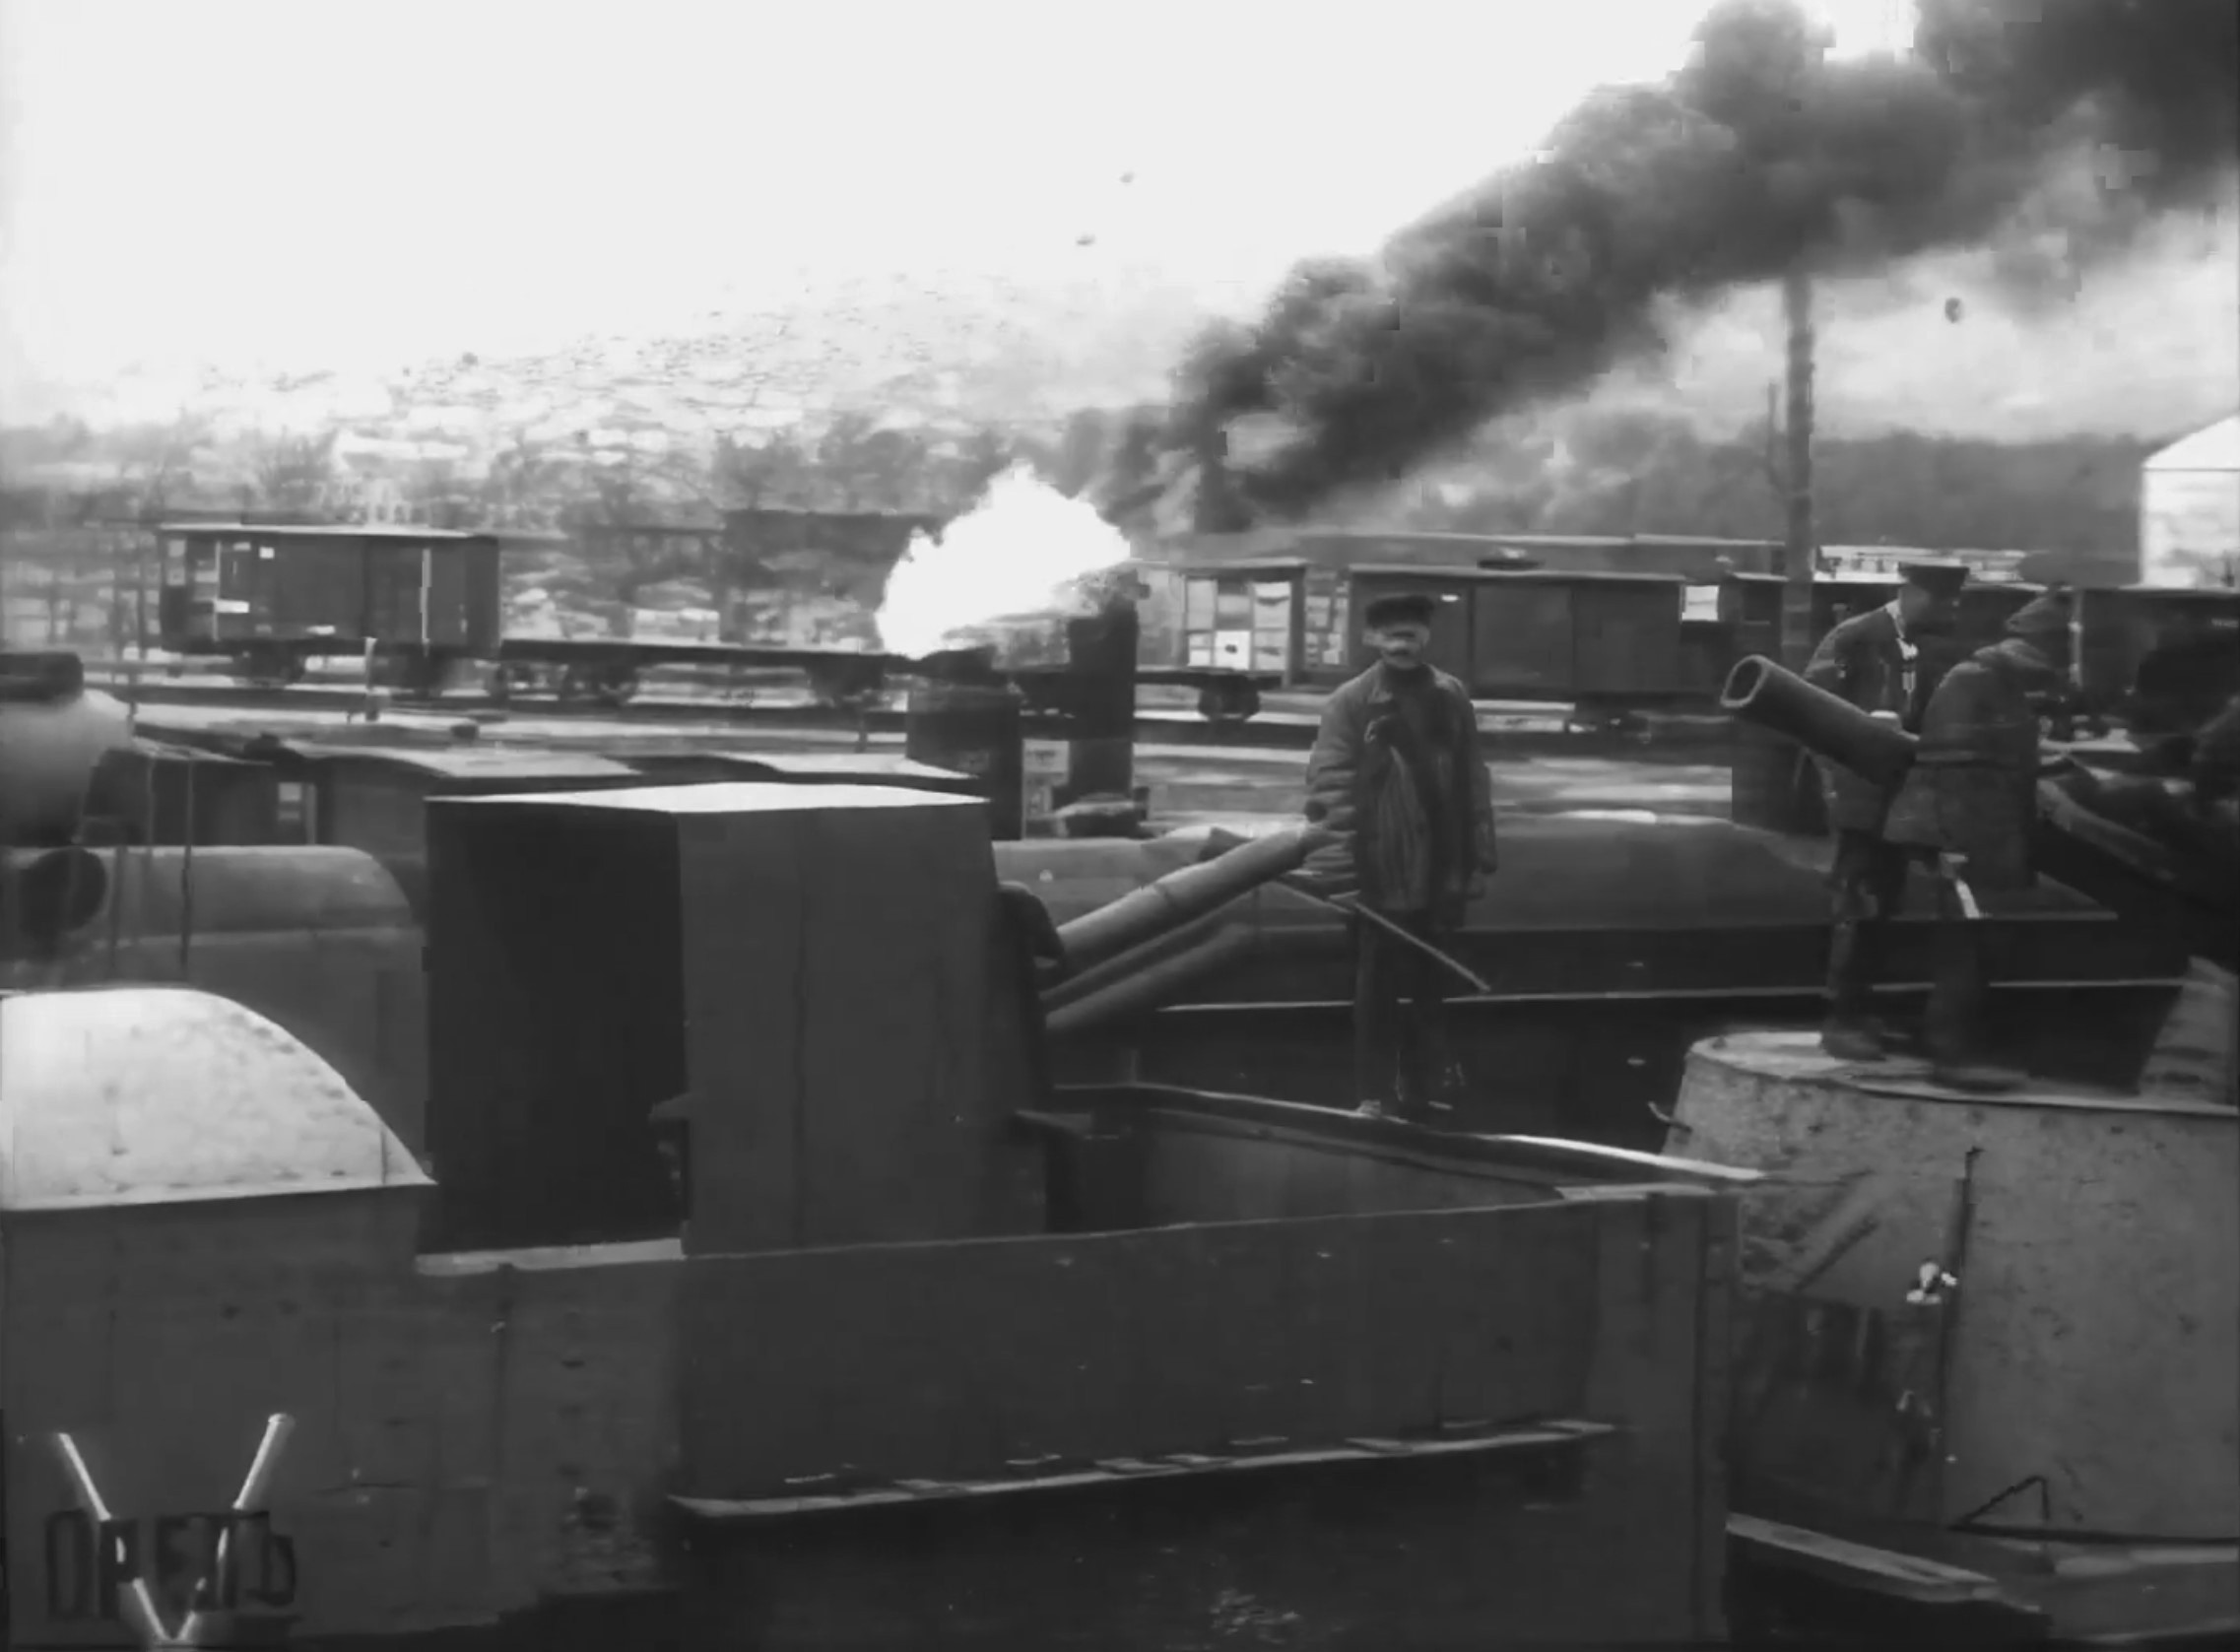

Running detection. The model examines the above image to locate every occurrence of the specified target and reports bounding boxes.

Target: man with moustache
[1802,560,1970,1059]
[1301,591,1497,1122]
[1882,586,2078,1090]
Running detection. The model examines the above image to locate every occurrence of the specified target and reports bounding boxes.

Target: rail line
[87,672,1334,749]
[85,674,1745,756]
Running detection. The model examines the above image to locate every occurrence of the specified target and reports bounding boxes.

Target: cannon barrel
[1721,654,1918,792]
[1041,924,1258,1038]
[1054,826,1311,975]
[1041,905,1232,1014]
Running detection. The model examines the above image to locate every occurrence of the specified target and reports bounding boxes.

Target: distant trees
[478,433,574,529]
[0,391,2176,635]
[243,430,340,516]
[1395,405,2156,557]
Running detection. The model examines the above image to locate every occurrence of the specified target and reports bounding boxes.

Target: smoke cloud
[1131,0,2239,523]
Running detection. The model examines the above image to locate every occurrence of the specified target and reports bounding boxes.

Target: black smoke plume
[1122,0,2238,525]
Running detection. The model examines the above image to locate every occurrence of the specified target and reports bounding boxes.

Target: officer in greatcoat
[1882,586,2075,1091]
[1801,560,1970,1057]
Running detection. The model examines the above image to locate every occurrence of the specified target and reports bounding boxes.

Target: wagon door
[1573,582,1683,702]
[158,533,211,649]
[419,544,473,648]
[268,535,361,640]
[1471,581,1573,698]
[213,536,276,642]
[1349,575,1471,677]
[364,541,425,647]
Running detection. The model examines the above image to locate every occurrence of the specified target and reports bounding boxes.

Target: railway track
[87,672,1336,749]
[80,670,1738,755]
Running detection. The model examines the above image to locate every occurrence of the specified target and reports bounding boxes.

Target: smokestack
[1780,267,1818,670]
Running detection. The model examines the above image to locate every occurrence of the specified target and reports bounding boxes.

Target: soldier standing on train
[1301,591,1497,1122]
[1882,587,2077,1091]
[1802,560,1970,1059]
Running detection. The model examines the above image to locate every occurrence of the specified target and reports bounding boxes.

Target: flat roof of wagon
[1350,562,1689,585]
[154,522,491,541]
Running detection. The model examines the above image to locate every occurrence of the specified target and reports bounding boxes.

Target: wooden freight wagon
[2075,583,2240,724]
[1714,572,2044,694]
[1165,556,1311,683]
[1342,565,1698,710]
[152,522,502,687]
[1469,568,1693,709]
[1342,564,1478,683]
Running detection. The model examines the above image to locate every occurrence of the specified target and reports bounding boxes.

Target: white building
[2141,414,2240,589]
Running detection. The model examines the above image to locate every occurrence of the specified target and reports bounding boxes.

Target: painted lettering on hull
[41,1509,297,1627]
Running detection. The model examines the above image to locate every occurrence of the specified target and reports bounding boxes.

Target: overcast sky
[0,0,1919,408]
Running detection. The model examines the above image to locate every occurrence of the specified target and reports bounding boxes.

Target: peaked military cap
[1898,558,1971,596]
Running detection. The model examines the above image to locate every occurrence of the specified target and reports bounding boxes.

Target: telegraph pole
[1780,266,1818,669]
[1731,264,1824,833]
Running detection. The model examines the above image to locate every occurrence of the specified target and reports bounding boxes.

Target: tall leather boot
[1821,919,1889,1061]
[1925,917,2023,1092]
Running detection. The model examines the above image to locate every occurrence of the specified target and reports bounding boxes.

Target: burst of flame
[874,464,1135,659]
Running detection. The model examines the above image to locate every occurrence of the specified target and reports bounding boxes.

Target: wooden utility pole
[1779,266,1818,669]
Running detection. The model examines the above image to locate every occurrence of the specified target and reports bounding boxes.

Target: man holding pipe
[1302,591,1497,1121]
[1802,560,1969,1059]
[1880,587,2076,1090]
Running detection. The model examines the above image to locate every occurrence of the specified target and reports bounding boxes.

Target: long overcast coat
[1802,604,1948,834]
[1883,640,2056,892]
[1302,663,1496,927]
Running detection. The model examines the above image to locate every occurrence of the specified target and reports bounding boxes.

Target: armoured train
[0,650,133,845]
[7,591,2236,1644]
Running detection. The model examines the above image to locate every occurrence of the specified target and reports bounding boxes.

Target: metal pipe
[1297,886,1494,995]
[1721,654,1916,791]
[1044,924,1259,1038]
[1040,905,1235,1013]
[1055,826,1311,973]
[1197,826,1493,994]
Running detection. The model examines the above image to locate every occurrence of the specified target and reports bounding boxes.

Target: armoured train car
[0,650,133,846]
[0,792,1751,1651]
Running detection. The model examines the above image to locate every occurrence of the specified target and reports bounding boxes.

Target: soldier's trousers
[1825,830,1913,1027]
[1924,878,1993,1067]
[1352,908,1455,1107]
[1827,829,1997,1064]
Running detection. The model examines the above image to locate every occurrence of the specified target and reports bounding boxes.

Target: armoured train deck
[2,799,1751,1651]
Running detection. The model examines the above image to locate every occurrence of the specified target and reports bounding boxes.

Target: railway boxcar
[1716,570,2043,676]
[1344,564,1476,680]
[154,521,502,684]
[2075,583,2240,723]
[1472,568,1692,709]
[1343,565,1696,709]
